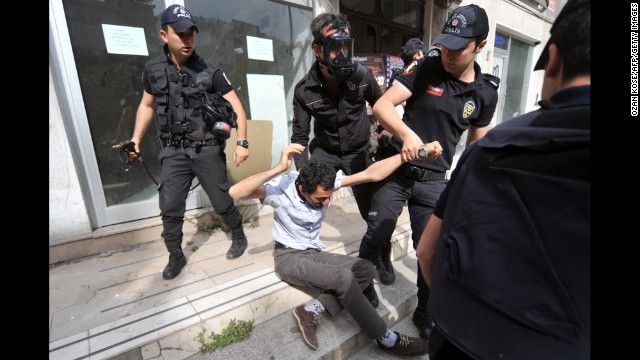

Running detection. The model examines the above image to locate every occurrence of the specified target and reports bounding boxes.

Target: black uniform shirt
[291,61,382,161]
[394,55,499,172]
[428,85,590,360]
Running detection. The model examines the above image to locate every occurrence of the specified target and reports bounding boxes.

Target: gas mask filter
[318,23,366,83]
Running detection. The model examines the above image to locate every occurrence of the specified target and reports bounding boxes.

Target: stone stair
[49,190,418,360]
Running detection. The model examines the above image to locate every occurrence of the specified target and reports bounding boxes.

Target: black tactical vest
[145,55,219,141]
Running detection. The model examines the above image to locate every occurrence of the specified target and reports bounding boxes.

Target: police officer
[372,38,431,287]
[129,4,251,280]
[359,4,500,339]
[291,13,382,222]
[388,38,430,87]
[417,2,590,358]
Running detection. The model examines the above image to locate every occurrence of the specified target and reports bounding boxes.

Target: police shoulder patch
[462,100,476,119]
[403,62,417,76]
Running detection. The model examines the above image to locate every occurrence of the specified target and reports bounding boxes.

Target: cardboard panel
[224,120,273,184]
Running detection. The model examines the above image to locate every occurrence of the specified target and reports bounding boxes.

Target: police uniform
[142,44,245,255]
[428,85,590,359]
[291,61,382,220]
[358,53,499,333]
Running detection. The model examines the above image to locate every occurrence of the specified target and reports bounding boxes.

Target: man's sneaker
[293,305,319,350]
[162,250,187,280]
[363,283,379,309]
[376,331,428,356]
[377,258,396,285]
[226,235,248,260]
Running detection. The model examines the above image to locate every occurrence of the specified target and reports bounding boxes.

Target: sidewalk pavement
[49,191,418,360]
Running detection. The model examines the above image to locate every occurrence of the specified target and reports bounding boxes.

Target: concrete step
[49,192,417,360]
[184,254,422,360]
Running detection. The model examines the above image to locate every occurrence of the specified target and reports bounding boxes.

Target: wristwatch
[236,140,249,148]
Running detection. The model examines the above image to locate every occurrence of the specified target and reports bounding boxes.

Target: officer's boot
[226,228,248,260]
[412,290,434,339]
[162,249,187,280]
[377,243,396,285]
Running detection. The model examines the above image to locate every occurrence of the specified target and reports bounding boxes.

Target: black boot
[412,291,434,339]
[377,244,395,285]
[162,249,187,280]
[226,230,248,260]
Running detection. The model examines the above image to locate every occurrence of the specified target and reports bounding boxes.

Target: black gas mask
[317,23,366,83]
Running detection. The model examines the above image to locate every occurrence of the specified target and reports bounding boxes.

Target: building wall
[473,0,554,114]
[49,58,92,242]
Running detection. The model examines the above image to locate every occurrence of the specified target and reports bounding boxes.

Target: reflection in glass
[61,0,312,212]
[381,0,423,28]
[342,0,375,15]
[62,0,165,207]
[503,37,533,122]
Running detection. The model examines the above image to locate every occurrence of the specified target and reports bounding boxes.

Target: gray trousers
[273,247,387,339]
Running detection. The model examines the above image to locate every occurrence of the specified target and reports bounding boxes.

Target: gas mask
[317,23,366,83]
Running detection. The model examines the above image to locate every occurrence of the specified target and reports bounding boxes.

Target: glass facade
[55,0,312,225]
[495,30,534,123]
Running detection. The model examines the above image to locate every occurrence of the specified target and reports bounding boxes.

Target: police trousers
[158,145,243,251]
[358,171,447,296]
[273,247,387,339]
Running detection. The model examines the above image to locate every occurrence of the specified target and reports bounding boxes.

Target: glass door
[51,0,194,227]
[50,0,313,227]
[493,30,535,124]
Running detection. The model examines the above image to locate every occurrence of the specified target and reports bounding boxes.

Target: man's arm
[290,93,312,169]
[416,214,442,287]
[341,140,442,187]
[466,125,489,146]
[223,90,249,167]
[372,82,424,161]
[130,90,155,156]
[229,144,305,201]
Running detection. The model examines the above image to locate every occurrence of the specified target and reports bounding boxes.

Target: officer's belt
[398,164,446,181]
[274,241,318,251]
[162,138,219,148]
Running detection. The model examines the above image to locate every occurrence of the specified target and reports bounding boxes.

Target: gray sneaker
[377,331,428,356]
[293,305,319,350]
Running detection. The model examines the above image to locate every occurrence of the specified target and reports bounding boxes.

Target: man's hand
[423,141,443,159]
[122,139,141,164]
[233,146,249,167]
[278,144,305,172]
[401,133,427,161]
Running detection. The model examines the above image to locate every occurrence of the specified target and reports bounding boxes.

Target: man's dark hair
[552,4,590,81]
[475,33,488,48]
[297,160,336,195]
[311,13,350,45]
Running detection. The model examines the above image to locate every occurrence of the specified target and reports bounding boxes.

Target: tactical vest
[145,55,219,141]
